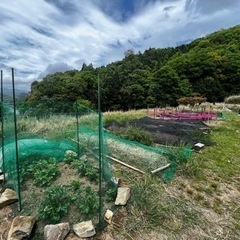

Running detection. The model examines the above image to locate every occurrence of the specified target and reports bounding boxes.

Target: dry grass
[104,111,240,240]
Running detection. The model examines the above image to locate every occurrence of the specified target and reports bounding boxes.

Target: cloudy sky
[1,0,240,90]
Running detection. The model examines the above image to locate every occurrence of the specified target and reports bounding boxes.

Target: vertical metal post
[98,75,103,228]
[0,70,5,182]
[75,105,80,159]
[11,68,21,211]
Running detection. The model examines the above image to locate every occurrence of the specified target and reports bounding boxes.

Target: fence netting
[1,100,191,227]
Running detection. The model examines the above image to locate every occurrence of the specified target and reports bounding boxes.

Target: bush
[225,95,240,104]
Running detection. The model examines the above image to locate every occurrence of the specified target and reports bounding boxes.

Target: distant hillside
[27,25,240,111]
[2,88,29,101]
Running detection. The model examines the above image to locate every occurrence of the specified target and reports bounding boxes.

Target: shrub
[177,96,207,106]
[225,95,240,104]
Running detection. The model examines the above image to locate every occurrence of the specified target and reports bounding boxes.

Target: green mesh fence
[1,99,117,228]
[0,97,192,228]
[1,102,21,209]
[78,128,192,178]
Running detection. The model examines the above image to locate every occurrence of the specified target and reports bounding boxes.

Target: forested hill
[27,25,240,111]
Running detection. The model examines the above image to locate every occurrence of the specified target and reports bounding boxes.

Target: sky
[0,0,240,91]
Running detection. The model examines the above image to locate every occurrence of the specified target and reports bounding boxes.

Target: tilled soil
[106,116,211,146]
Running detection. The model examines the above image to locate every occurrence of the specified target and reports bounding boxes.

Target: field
[103,110,240,240]
[0,107,240,239]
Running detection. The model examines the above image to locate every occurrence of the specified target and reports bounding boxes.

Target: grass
[2,108,240,239]
[107,111,240,239]
[103,109,147,124]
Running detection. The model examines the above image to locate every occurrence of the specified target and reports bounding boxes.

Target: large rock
[115,187,131,206]
[7,216,36,240]
[73,220,96,238]
[44,222,70,240]
[0,188,18,209]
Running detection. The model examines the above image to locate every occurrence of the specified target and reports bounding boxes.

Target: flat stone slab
[0,189,18,210]
[7,216,36,240]
[73,220,96,238]
[44,222,70,240]
[115,187,131,206]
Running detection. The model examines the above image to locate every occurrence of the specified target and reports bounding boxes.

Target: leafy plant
[72,159,99,182]
[38,185,72,223]
[64,151,78,164]
[105,187,117,202]
[69,179,81,191]
[26,158,60,187]
[77,186,99,218]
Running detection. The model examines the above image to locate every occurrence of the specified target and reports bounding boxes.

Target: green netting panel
[77,125,192,181]
[0,138,77,168]
[1,101,21,209]
[164,147,192,181]
[1,99,116,228]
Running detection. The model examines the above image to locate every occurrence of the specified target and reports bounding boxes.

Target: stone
[44,222,70,240]
[7,216,36,240]
[115,187,131,206]
[65,150,77,157]
[104,210,114,224]
[73,220,96,238]
[0,174,4,183]
[0,188,18,209]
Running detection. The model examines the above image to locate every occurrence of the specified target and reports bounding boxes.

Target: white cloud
[0,0,240,91]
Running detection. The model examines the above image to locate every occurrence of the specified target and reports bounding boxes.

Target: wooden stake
[106,155,146,174]
[151,163,171,174]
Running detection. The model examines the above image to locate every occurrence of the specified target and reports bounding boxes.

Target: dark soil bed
[106,116,211,146]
